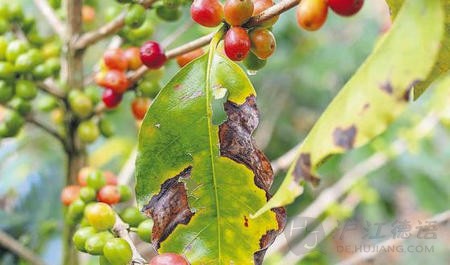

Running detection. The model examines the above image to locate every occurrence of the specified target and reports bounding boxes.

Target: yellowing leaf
[253,0,445,217]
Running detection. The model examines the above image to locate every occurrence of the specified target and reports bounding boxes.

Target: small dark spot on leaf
[174,83,183,90]
[380,81,393,94]
[293,153,320,186]
[244,215,249,227]
[333,125,357,150]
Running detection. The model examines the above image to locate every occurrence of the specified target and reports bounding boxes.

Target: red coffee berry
[296,0,328,31]
[61,185,81,206]
[176,48,204,67]
[131,97,151,120]
[97,185,121,205]
[102,89,123,109]
[328,0,364,16]
[103,70,129,93]
[103,49,128,71]
[224,27,251,61]
[252,0,278,27]
[149,253,189,265]
[249,27,276,59]
[123,47,143,70]
[224,0,254,26]
[140,41,167,69]
[190,0,224,27]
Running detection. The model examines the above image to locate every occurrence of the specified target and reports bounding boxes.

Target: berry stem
[112,214,147,264]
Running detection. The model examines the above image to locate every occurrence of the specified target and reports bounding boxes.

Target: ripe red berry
[102,89,123,108]
[103,49,128,71]
[224,0,254,26]
[249,27,276,59]
[103,70,129,93]
[296,0,328,31]
[61,185,81,206]
[140,41,167,69]
[224,27,251,61]
[190,0,224,27]
[176,48,204,67]
[123,47,143,70]
[252,0,278,27]
[131,97,152,120]
[104,171,118,185]
[97,185,121,205]
[328,0,364,16]
[149,253,189,265]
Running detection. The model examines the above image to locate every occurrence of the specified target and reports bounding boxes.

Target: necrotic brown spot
[333,125,357,150]
[142,166,194,248]
[380,81,393,94]
[293,153,320,186]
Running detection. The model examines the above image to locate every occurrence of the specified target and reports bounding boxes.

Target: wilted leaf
[253,0,445,217]
[135,35,285,264]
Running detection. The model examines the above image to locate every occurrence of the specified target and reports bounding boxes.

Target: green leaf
[253,0,445,217]
[386,0,449,98]
[135,33,283,264]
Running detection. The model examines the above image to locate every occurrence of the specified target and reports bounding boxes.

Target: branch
[112,215,147,265]
[0,229,46,265]
[37,78,66,99]
[74,12,126,50]
[75,0,157,50]
[336,210,450,265]
[26,115,68,150]
[33,0,65,38]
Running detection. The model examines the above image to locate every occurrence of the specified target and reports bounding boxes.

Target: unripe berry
[77,120,100,144]
[123,47,142,70]
[125,4,146,29]
[328,0,364,17]
[249,27,276,59]
[224,27,251,61]
[140,41,167,69]
[296,0,328,31]
[224,0,254,26]
[103,238,132,265]
[84,202,116,231]
[190,0,224,27]
[243,52,267,71]
[102,89,123,109]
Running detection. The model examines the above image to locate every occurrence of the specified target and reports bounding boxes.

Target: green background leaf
[254,0,445,217]
[135,52,279,264]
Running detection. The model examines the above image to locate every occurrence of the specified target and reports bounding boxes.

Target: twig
[37,78,66,99]
[0,229,46,265]
[112,215,147,265]
[74,12,126,50]
[26,116,68,150]
[245,0,300,28]
[336,210,450,265]
[32,0,65,38]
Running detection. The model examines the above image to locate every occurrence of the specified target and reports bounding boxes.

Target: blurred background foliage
[1,0,449,264]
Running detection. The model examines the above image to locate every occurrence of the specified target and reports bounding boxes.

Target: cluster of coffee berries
[189,0,277,71]
[63,167,190,265]
[297,0,364,31]
[61,168,141,264]
[0,1,61,138]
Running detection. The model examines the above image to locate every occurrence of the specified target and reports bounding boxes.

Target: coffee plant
[0,0,448,264]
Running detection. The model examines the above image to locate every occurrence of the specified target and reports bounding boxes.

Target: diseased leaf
[386,0,449,98]
[135,35,285,264]
[253,0,445,217]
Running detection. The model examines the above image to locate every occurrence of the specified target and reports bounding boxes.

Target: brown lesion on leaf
[244,215,249,228]
[380,80,394,94]
[333,125,357,150]
[174,83,183,90]
[292,153,320,186]
[218,95,286,264]
[142,166,194,248]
